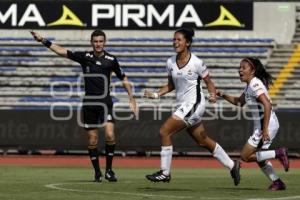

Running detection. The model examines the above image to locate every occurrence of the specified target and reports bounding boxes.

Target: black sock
[88,145,100,173]
[105,143,115,171]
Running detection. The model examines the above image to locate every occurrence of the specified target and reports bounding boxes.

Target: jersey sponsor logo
[179,108,184,113]
[253,83,259,88]
[187,69,193,76]
[252,137,259,142]
[105,55,114,60]
[85,53,93,58]
[245,93,251,101]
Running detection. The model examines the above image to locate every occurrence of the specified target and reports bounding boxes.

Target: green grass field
[0,166,299,200]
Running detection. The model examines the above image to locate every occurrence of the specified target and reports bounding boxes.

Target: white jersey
[244,77,279,149]
[244,77,274,129]
[166,53,208,126]
[166,53,208,105]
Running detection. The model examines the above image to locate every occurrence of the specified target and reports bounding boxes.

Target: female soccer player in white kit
[144,28,240,185]
[217,57,289,191]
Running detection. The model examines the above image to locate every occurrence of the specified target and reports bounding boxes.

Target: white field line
[45,182,300,200]
[45,182,194,199]
[245,196,300,200]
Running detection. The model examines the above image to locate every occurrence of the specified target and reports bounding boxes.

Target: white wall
[195,2,295,44]
[0,2,296,44]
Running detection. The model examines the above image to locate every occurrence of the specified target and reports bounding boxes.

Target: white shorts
[173,95,205,127]
[247,113,279,149]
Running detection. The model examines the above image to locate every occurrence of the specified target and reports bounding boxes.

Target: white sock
[256,150,276,162]
[160,146,173,176]
[213,143,234,170]
[260,161,279,181]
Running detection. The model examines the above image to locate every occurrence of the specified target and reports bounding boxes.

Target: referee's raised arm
[30,31,68,58]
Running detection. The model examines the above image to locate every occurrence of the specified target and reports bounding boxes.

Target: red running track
[0,155,300,168]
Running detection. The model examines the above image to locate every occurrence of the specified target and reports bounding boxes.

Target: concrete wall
[204,2,295,44]
[1,110,300,152]
[0,2,296,44]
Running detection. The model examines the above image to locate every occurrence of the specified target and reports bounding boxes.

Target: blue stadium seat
[0,36,274,108]
[0,37,55,41]
[0,67,16,71]
[0,47,47,52]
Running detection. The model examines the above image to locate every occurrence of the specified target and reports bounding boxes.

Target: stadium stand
[1,1,300,154]
[268,4,300,109]
[0,37,275,110]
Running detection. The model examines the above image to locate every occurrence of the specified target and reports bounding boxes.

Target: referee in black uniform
[31,30,138,182]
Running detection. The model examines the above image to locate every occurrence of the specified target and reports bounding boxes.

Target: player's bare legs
[188,123,240,185]
[160,115,186,146]
[187,123,215,152]
[241,143,287,190]
[241,143,289,171]
[146,115,186,182]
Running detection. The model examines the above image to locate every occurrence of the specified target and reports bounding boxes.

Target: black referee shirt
[67,50,125,103]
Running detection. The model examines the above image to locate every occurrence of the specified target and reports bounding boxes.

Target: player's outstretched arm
[30,31,68,58]
[144,76,174,99]
[216,90,245,107]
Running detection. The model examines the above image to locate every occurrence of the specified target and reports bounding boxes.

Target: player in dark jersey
[30,30,138,182]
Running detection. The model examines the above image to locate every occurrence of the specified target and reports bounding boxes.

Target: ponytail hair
[242,57,274,89]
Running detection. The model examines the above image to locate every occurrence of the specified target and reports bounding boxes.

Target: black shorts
[82,102,114,130]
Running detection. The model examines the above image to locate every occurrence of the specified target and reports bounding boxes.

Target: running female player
[144,28,240,185]
[217,57,289,191]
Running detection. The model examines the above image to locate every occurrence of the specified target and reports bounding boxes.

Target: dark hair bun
[182,28,194,38]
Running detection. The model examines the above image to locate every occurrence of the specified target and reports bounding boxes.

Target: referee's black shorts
[81,102,115,130]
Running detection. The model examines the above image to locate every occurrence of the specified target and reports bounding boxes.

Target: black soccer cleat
[230,160,241,186]
[105,169,118,182]
[146,170,171,183]
[94,171,102,182]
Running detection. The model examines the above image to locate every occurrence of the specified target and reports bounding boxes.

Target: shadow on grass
[211,187,262,191]
[62,180,100,183]
[138,187,194,192]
